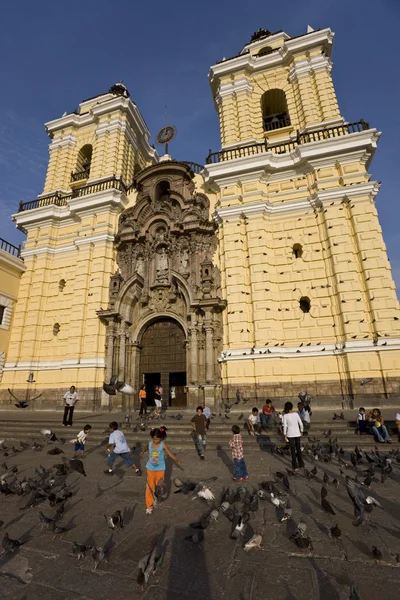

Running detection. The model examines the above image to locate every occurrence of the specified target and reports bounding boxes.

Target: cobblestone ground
[1,425,400,599]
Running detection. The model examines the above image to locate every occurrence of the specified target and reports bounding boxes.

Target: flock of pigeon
[1,414,400,597]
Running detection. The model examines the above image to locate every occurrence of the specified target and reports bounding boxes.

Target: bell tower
[206,27,400,405]
[0,84,157,408]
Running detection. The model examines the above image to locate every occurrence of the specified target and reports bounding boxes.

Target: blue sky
[0,0,399,295]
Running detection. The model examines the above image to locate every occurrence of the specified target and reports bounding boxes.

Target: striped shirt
[229,433,244,460]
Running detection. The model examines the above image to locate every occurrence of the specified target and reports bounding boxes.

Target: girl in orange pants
[140,426,182,514]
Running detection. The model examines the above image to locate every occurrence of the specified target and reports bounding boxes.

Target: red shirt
[263,404,275,415]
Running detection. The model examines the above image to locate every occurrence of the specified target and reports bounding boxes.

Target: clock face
[156,126,176,145]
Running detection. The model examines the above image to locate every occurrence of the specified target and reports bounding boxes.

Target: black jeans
[63,405,74,426]
[288,436,304,469]
[139,401,147,416]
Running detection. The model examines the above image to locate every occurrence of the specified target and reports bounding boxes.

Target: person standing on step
[283,401,304,471]
[63,385,79,427]
[191,406,208,459]
[139,385,147,417]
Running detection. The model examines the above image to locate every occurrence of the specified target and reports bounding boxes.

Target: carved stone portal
[98,161,226,408]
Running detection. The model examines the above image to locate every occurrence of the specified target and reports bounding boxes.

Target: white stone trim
[0,295,14,331]
[4,358,105,371]
[288,54,332,82]
[219,338,400,362]
[210,28,334,81]
[21,231,116,259]
[217,78,254,101]
[48,134,77,150]
[213,181,380,220]
[204,129,380,186]
[0,249,26,273]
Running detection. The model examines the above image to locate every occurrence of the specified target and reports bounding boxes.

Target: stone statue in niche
[156,247,169,283]
[156,227,166,242]
[136,255,144,278]
[179,248,190,273]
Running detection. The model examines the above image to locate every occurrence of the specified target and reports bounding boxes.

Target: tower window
[59,279,66,292]
[257,46,274,57]
[261,89,290,132]
[53,323,60,336]
[299,297,311,313]
[156,180,170,202]
[75,144,92,176]
[293,244,303,259]
[0,305,5,325]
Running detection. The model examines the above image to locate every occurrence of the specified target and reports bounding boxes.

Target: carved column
[204,312,214,384]
[190,323,198,384]
[118,326,127,381]
[102,327,116,407]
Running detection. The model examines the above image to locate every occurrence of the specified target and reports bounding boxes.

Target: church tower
[205,27,400,405]
[0,84,157,408]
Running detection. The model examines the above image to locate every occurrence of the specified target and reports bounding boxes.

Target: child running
[104,421,142,476]
[140,426,182,514]
[229,424,248,482]
[72,424,92,458]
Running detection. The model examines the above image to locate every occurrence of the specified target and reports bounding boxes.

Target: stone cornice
[218,338,400,362]
[0,249,25,273]
[204,129,381,188]
[209,28,334,88]
[4,358,105,371]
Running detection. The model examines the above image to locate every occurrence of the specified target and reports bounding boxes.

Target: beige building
[0,238,25,382]
[1,27,399,409]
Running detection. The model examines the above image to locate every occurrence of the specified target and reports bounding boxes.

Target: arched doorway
[139,318,187,407]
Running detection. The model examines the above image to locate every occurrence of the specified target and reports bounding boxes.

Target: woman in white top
[283,401,304,470]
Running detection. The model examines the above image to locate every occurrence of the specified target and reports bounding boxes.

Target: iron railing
[18,176,129,212]
[0,237,21,258]
[206,120,370,164]
[181,161,204,174]
[263,115,291,131]
[71,168,90,182]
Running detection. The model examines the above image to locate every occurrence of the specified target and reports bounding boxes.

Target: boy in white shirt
[248,408,261,436]
[73,424,92,458]
[105,421,142,476]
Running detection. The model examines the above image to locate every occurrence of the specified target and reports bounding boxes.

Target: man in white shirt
[62,385,79,426]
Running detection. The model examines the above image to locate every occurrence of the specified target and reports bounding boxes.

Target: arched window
[59,279,66,292]
[299,297,311,313]
[261,89,290,132]
[155,180,170,202]
[53,323,60,336]
[293,244,303,259]
[74,144,92,178]
[257,46,274,57]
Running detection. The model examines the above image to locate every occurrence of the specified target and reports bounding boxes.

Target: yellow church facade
[0,27,399,409]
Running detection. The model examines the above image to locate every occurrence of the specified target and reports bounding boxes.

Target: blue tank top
[146,440,166,471]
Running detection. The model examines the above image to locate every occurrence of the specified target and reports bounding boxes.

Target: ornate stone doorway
[139,318,187,407]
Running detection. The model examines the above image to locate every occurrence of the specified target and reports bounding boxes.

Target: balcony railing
[205,120,370,164]
[71,168,90,182]
[18,176,129,212]
[263,115,291,132]
[0,237,22,258]
[181,161,204,174]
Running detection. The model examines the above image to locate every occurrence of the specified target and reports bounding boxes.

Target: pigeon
[329,524,342,540]
[190,510,212,530]
[40,429,59,442]
[63,457,87,477]
[321,486,328,499]
[295,521,307,537]
[104,510,124,530]
[39,511,56,529]
[137,539,164,590]
[270,493,285,508]
[276,471,290,490]
[185,530,204,543]
[281,500,292,522]
[8,388,42,408]
[244,534,263,551]
[231,514,247,540]
[323,472,329,485]
[310,466,317,477]
[346,476,382,522]
[1,532,23,554]
[103,375,135,396]
[349,584,362,600]
[321,497,336,515]
[47,447,64,455]
[92,546,107,569]
[238,413,244,420]
[153,479,168,505]
[49,522,70,539]
[210,509,219,522]
[372,546,382,561]
[290,534,313,551]
[72,541,91,560]
[193,486,215,502]
[323,429,332,438]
